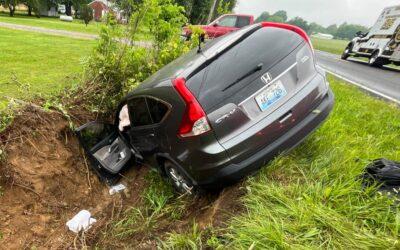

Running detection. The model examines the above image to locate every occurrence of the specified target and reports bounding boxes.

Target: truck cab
[342,5,400,67]
[183,14,255,39]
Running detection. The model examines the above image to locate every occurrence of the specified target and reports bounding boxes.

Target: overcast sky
[234,0,400,27]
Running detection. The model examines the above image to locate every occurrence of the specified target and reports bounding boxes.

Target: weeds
[162,224,226,250]
[114,170,188,238]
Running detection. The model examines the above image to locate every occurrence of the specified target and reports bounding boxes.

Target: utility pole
[207,0,218,24]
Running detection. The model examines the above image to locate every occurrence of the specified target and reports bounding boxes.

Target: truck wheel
[368,51,383,67]
[164,161,194,195]
[341,45,352,60]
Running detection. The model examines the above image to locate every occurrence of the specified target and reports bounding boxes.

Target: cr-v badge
[215,108,237,124]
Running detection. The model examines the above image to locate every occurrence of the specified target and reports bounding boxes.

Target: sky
[234,0,400,27]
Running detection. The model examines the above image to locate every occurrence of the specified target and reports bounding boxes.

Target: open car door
[75,122,140,184]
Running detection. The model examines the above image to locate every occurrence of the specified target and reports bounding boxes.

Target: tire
[368,51,383,67]
[341,45,352,60]
[164,161,195,195]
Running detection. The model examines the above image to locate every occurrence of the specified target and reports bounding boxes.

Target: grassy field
[0,12,103,34]
[311,37,349,55]
[0,27,95,110]
[161,75,400,249]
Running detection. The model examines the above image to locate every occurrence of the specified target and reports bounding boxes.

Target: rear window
[128,97,153,127]
[146,98,169,123]
[236,16,251,28]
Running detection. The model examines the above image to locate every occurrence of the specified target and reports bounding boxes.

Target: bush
[82,0,198,114]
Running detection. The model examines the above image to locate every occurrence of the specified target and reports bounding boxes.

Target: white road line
[317,65,400,105]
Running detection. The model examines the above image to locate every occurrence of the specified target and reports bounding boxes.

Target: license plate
[255,81,287,112]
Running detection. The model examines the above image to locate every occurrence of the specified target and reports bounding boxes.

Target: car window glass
[80,123,114,150]
[236,16,250,28]
[218,16,237,27]
[146,98,169,123]
[128,97,153,127]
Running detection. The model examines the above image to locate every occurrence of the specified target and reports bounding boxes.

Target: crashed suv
[76,22,334,193]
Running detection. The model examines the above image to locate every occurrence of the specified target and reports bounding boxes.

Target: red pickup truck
[182,14,255,39]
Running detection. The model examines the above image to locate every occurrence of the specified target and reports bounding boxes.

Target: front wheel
[341,45,352,60]
[164,161,194,195]
[368,51,383,67]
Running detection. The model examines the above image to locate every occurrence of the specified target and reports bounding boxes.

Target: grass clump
[114,170,188,238]
[224,74,400,249]
[162,224,226,250]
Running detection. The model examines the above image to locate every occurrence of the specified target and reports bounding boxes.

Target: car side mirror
[212,22,219,27]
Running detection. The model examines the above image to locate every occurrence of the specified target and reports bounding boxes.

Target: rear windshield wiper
[223,63,264,91]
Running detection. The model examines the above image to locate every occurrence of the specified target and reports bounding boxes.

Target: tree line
[255,10,369,40]
[0,0,236,24]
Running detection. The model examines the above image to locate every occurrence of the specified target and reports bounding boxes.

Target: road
[316,50,400,104]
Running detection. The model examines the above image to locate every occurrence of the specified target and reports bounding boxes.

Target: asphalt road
[316,50,400,104]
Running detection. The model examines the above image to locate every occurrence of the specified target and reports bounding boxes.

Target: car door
[126,96,170,156]
[75,121,136,183]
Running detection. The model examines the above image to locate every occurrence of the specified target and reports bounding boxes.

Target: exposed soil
[0,105,243,249]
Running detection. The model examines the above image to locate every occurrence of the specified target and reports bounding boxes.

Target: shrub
[82,0,197,114]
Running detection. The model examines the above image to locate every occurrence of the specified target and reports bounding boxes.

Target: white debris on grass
[66,210,97,233]
[109,183,126,195]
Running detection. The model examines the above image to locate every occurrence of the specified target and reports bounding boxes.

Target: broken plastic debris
[66,210,97,233]
[109,183,126,195]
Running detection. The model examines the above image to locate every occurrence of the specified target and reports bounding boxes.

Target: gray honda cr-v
[76,22,334,193]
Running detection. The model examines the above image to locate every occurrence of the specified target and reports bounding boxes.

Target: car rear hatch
[186,25,329,163]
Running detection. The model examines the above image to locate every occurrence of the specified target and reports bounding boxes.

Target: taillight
[172,78,211,138]
[261,22,314,53]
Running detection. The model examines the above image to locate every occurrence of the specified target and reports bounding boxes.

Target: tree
[24,0,41,17]
[326,24,338,36]
[287,16,310,33]
[2,0,19,16]
[336,23,368,40]
[255,10,285,24]
[267,15,284,23]
[80,4,93,25]
[273,10,287,22]
[255,11,270,22]
[309,22,326,34]
[189,0,212,24]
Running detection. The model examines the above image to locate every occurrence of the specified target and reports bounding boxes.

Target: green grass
[312,37,349,55]
[0,12,103,34]
[222,75,400,249]
[0,27,95,110]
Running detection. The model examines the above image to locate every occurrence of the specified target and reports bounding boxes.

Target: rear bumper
[197,88,334,188]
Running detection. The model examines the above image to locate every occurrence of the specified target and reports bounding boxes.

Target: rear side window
[146,98,169,123]
[236,16,250,28]
[128,97,153,127]
[218,16,237,27]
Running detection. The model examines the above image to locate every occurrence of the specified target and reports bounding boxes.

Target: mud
[0,105,243,249]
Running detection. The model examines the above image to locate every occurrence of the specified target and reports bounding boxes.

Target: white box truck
[342,5,400,67]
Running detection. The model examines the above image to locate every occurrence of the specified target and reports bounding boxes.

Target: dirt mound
[0,105,244,248]
[0,106,149,249]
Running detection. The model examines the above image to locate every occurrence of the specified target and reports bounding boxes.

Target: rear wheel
[368,51,383,67]
[164,161,194,194]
